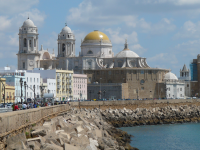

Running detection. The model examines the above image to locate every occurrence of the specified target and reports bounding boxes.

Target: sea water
[120,123,200,150]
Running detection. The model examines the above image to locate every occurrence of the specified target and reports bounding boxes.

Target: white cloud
[174,21,200,39]
[0,16,11,31]
[175,39,200,56]
[8,33,18,46]
[130,44,147,55]
[148,53,178,65]
[106,28,138,44]
[0,0,39,15]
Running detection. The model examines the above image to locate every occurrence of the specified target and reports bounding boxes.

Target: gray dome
[115,49,139,58]
[23,18,36,27]
[164,72,178,80]
[61,26,72,34]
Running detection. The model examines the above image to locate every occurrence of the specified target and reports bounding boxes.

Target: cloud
[175,39,200,56]
[0,0,39,15]
[0,16,11,31]
[105,28,138,44]
[130,44,147,55]
[174,21,200,39]
[148,53,178,65]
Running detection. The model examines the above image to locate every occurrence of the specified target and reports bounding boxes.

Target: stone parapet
[0,104,70,138]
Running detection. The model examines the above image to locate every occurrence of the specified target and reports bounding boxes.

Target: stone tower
[57,24,75,58]
[17,18,40,70]
[179,64,190,80]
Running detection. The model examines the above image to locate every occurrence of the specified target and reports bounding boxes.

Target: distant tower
[179,64,190,80]
[57,24,75,57]
[17,18,40,70]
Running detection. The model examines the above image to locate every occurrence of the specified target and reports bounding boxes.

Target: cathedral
[17,18,173,99]
[17,18,150,72]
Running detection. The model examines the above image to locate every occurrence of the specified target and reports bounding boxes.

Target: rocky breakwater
[5,108,137,150]
[102,105,200,127]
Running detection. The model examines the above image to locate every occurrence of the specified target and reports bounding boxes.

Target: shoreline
[101,104,200,128]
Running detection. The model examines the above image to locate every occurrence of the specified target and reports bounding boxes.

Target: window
[27,77,28,82]
[29,40,31,47]
[148,71,152,74]
[118,61,123,67]
[34,78,35,82]
[24,38,27,47]
[89,77,91,83]
[187,84,189,87]
[23,62,25,69]
[141,70,144,74]
[24,28,26,30]
[87,50,93,54]
[121,71,123,74]
[34,39,36,47]
[62,44,65,51]
[169,88,170,91]
[180,88,182,91]
[37,78,39,83]
[88,61,92,66]
[141,87,144,90]
[30,92,32,97]
[169,94,170,97]
[30,85,32,89]
[30,78,32,82]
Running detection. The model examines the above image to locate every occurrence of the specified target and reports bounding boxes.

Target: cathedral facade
[17,18,171,99]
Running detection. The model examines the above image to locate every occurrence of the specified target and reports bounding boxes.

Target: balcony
[57,85,61,89]
[57,79,61,82]
[62,75,65,78]
[62,85,65,89]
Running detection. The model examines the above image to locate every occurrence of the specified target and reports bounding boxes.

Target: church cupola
[18,17,39,54]
[57,24,75,57]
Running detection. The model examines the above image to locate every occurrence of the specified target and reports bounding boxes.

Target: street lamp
[100,78,102,99]
[24,81,26,103]
[20,78,23,103]
[69,89,72,101]
[103,89,106,99]
[40,84,45,98]
[80,92,82,100]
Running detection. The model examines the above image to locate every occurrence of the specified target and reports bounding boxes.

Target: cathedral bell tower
[17,17,40,70]
[57,24,75,57]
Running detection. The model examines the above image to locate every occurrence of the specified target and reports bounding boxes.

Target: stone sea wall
[102,105,200,127]
[0,104,70,149]
[70,99,200,110]
[5,108,137,150]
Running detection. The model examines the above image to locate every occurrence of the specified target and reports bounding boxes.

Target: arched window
[87,50,93,54]
[24,38,27,47]
[118,61,123,67]
[62,44,65,51]
[34,39,36,47]
[29,40,31,47]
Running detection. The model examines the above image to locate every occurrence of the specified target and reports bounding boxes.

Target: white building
[28,69,73,101]
[165,72,185,99]
[25,72,40,99]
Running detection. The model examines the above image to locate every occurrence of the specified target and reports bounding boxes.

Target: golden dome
[83,30,110,42]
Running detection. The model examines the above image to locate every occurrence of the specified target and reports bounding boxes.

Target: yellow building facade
[0,78,15,104]
[56,70,73,101]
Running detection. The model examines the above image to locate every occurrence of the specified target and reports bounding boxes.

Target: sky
[1,0,200,76]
